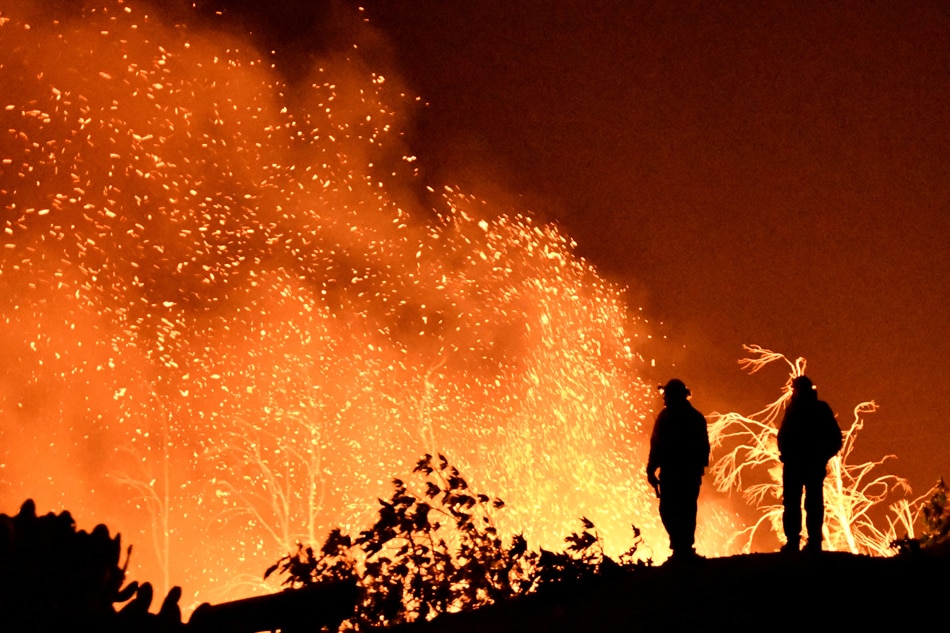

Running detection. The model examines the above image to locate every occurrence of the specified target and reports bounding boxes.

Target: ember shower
[0,1,732,604]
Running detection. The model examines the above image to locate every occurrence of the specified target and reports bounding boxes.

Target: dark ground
[386,549,949,633]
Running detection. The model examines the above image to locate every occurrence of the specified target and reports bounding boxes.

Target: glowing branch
[710,345,916,555]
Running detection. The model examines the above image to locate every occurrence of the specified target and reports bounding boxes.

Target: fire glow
[0,1,734,606]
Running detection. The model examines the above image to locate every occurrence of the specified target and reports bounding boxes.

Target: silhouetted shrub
[0,499,183,632]
[919,477,950,548]
[267,454,650,629]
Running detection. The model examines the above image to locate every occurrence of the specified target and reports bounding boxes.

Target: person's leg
[662,476,701,556]
[658,489,675,551]
[782,465,803,549]
[804,469,826,550]
[681,477,700,552]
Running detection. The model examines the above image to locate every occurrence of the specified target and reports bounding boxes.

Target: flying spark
[0,0,735,607]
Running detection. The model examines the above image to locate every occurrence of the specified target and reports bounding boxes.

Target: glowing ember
[0,1,734,607]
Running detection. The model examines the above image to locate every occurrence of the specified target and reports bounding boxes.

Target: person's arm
[822,402,843,458]
[699,410,711,468]
[646,413,664,496]
[777,409,790,463]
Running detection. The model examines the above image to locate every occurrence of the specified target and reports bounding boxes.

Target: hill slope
[387,550,947,632]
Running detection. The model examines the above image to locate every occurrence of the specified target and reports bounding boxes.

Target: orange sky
[341,0,950,494]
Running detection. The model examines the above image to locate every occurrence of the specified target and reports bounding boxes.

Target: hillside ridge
[385,550,948,632]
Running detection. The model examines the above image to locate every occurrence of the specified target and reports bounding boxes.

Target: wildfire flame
[0,1,735,607]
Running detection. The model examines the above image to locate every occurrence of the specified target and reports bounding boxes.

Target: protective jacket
[647,400,710,478]
[777,394,843,467]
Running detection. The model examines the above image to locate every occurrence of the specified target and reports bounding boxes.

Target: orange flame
[0,1,736,607]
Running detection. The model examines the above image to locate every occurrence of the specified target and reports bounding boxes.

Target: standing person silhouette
[778,375,843,553]
[646,379,710,562]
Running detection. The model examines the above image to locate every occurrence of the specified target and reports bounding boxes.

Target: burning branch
[200,415,330,598]
[211,418,327,546]
[710,345,917,555]
[112,402,177,596]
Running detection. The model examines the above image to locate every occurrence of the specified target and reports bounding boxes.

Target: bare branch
[710,345,921,555]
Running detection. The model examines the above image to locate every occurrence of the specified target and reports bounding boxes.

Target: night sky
[167,1,950,492]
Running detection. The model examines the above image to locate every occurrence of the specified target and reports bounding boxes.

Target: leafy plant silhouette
[918,477,950,548]
[266,453,649,629]
[0,499,183,631]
